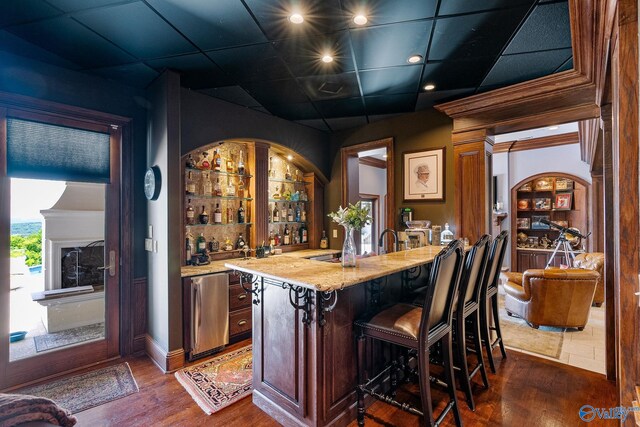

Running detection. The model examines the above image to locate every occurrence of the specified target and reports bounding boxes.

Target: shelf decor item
[517,218,530,229]
[554,193,572,210]
[531,215,551,230]
[518,181,533,192]
[534,198,551,210]
[555,178,573,191]
[534,177,554,191]
[517,199,531,210]
[328,201,372,268]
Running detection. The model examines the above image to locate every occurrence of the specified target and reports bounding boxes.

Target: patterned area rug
[499,294,565,359]
[34,323,105,352]
[175,345,252,415]
[17,363,138,414]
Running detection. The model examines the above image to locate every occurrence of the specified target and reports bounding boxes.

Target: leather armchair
[573,252,605,306]
[504,268,599,330]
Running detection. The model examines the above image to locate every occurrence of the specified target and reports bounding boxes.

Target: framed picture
[526,236,539,248]
[518,181,533,192]
[555,193,572,210]
[555,178,574,191]
[403,147,445,201]
[534,198,551,210]
[517,218,530,229]
[517,199,531,210]
[531,215,551,230]
[534,177,554,191]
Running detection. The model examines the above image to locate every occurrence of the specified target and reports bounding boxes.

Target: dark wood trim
[0,108,8,387]
[131,277,147,354]
[579,120,603,174]
[253,142,269,247]
[493,132,579,154]
[144,334,185,373]
[358,156,386,169]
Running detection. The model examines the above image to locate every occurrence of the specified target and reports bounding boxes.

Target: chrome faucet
[379,228,399,252]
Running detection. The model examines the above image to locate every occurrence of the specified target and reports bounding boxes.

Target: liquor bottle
[226,153,234,173]
[196,232,207,254]
[268,156,274,178]
[185,237,192,265]
[293,226,300,244]
[295,204,301,222]
[287,204,294,222]
[272,204,279,223]
[225,176,236,196]
[186,171,196,194]
[285,164,292,180]
[202,171,212,195]
[280,204,287,223]
[320,230,329,249]
[235,233,246,250]
[197,152,210,170]
[281,183,289,200]
[214,177,222,197]
[283,224,291,245]
[214,203,222,224]
[300,223,308,244]
[199,205,209,224]
[274,230,281,246]
[238,150,245,175]
[226,205,234,223]
[269,230,276,247]
[186,199,195,225]
[224,236,233,251]
[272,184,280,200]
[237,177,245,198]
[213,149,222,172]
[186,153,196,169]
[295,169,300,181]
[238,201,245,224]
[209,236,219,252]
[300,205,307,222]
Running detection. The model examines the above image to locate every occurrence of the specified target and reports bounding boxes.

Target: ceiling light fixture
[353,14,368,25]
[289,13,304,24]
[423,83,436,91]
[548,125,559,130]
[322,54,334,63]
[408,55,423,64]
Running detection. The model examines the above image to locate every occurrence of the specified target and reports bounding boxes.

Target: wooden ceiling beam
[493,132,579,154]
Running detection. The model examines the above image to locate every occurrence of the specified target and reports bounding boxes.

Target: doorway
[1,106,123,389]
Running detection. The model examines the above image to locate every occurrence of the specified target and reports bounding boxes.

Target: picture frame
[531,215,551,230]
[517,199,531,210]
[555,178,573,191]
[403,147,445,201]
[526,236,539,248]
[534,198,551,210]
[517,218,530,229]
[555,193,572,210]
[534,177,554,191]
[518,181,533,192]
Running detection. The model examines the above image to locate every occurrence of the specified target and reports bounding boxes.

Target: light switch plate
[148,225,153,238]
[154,240,159,253]
[333,229,338,238]
[144,238,153,252]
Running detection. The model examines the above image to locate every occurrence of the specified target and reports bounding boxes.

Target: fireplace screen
[61,240,104,288]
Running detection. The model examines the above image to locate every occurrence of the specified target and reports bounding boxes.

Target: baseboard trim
[144,334,185,373]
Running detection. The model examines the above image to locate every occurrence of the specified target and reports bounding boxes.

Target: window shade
[7,117,110,183]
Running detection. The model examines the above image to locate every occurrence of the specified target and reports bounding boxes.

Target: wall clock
[144,166,161,200]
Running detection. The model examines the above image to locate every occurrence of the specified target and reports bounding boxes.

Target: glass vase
[342,226,357,268]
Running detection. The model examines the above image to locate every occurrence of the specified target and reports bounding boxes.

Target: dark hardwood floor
[75,340,617,427]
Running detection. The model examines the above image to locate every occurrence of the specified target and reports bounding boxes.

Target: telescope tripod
[545,235,576,268]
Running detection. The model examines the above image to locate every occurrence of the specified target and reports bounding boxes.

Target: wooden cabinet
[228,273,252,344]
[516,249,576,271]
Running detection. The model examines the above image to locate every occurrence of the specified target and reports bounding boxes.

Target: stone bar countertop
[181,249,341,278]
[225,245,454,292]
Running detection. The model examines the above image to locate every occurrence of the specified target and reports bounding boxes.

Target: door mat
[499,294,565,359]
[17,363,138,414]
[34,323,105,352]
[175,345,252,415]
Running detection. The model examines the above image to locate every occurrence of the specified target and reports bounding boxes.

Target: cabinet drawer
[229,307,252,336]
[229,284,252,310]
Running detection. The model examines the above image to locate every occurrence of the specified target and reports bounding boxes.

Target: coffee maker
[399,207,413,229]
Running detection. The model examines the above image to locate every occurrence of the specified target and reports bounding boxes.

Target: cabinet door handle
[237,294,247,300]
[237,319,247,327]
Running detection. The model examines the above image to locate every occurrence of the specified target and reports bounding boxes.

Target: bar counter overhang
[225,246,452,427]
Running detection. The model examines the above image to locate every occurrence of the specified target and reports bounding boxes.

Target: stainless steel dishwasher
[188,273,229,361]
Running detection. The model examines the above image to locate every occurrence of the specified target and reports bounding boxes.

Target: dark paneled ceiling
[0,0,572,132]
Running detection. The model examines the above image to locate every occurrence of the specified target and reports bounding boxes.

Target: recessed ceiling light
[289,13,304,24]
[423,84,436,91]
[322,54,333,63]
[408,55,423,64]
[287,154,293,161]
[548,126,559,130]
[353,14,368,25]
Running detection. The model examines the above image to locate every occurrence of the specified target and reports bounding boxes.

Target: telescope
[540,219,590,239]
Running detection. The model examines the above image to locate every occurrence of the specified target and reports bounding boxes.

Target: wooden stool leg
[443,333,463,427]
[356,334,366,427]
[473,312,490,389]
[390,344,398,397]
[491,293,507,359]
[456,315,474,411]
[417,348,436,427]
[480,301,496,373]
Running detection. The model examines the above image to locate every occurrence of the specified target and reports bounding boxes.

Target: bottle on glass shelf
[300,206,307,222]
[199,205,209,224]
[226,154,234,173]
[238,201,245,224]
[272,204,279,223]
[280,205,287,223]
[185,237,192,265]
[283,224,291,245]
[224,236,233,251]
[237,150,245,175]
[213,149,222,172]
[320,230,329,249]
[269,230,275,247]
[268,156,274,178]
[226,205,234,224]
[214,177,222,197]
[287,204,294,222]
[213,203,222,224]
[293,226,300,244]
[186,171,196,194]
[274,230,281,246]
[186,154,196,169]
[202,171,212,195]
[186,199,195,225]
[235,233,246,250]
[225,176,236,197]
[295,169,300,181]
[295,204,301,222]
[285,164,292,181]
[209,236,219,252]
[197,152,210,170]
[237,178,245,198]
[300,223,308,244]
[196,233,207,254]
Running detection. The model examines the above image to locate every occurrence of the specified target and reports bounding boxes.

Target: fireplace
[60,241,104,289]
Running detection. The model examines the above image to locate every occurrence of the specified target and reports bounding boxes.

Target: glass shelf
[269,221,307,225]
[269,178,305,184]
[268,198,310,203]
[186,222,253,227]
[185,194,253,201]
[186,167,252,178]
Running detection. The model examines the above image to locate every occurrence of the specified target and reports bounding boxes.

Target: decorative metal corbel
[318,290,338,327]
[238,271,262,305]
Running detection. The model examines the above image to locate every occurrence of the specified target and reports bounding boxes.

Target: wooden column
[252,142,269,247]
[452,130,494,243]
[590,171,604,252]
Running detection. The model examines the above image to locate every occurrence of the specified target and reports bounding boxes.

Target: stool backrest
[459,234,491,310]
[481,231,509,296]
[419,240,465,341]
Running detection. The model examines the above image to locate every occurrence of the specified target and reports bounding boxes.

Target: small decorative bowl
[10,331,27,342]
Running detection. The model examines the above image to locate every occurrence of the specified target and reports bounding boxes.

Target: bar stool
[354,240,465,427]
[480,231,509,373]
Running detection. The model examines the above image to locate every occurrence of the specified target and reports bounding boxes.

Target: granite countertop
[224,245,453,292]
[181,249,341,277]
